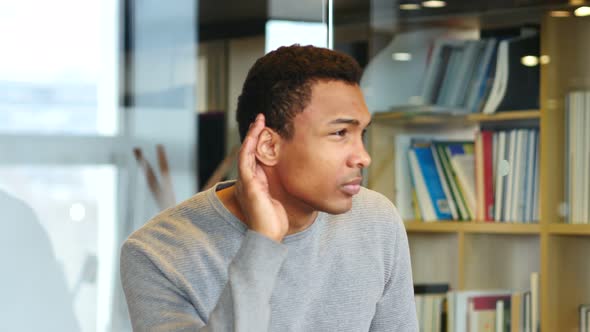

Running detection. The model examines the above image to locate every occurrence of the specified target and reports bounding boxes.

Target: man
[121,45,418,331]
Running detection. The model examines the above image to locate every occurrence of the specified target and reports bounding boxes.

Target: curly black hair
[236,44,362,141]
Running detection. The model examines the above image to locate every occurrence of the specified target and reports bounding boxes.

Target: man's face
[274,80,372,215]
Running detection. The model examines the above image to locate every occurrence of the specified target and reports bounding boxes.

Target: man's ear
[255,128,281,166]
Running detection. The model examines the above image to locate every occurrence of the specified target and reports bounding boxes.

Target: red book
[468,294,512,332]
[475,131,495,221]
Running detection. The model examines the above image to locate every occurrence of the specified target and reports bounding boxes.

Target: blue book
[466,39,498,113]
[412,146,453,220]
[446,143,468,156]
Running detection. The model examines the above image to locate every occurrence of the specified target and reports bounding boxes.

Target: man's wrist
[250,227,285,243]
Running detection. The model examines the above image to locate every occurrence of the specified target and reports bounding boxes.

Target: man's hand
[234,114,289,243]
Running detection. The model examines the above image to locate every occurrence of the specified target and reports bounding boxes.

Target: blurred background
[0,0,357,330]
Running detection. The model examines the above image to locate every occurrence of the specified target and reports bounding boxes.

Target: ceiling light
[550,10,571,17]
[400,3,421,10]
[422,0,446,8]
[521,56,539,67]
[575,6,590,16]
[392,53,412,61]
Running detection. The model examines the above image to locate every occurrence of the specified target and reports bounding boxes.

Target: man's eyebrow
[328,118,359,125]
[327,119,372,127]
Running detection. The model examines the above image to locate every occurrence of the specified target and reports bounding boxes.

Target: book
[361,28,471,112]
[476,130,495,221]
[421,37,502,111]
[523,130,537,223]
[465,39,498,113]
[415,283,451,294]
[494,131,508,222]
[446,40,482,107]
[394,131,475,220]
[435,142,470,221]
[531,133,540,222]
[566,92,584,223]
[496,300,505,332]
[510,293,522,332]
[432,144,459,220]
[481,39,509,114]
[530,272,539,332]
[524,292,531,332]
[467,294,511,332]
[475,133,485,221]
[504,130,517,222]
[422,40,452,105]
[482,131,495,221]
[409,145,453,221]
[482,34,540,114]
[495,34,540,112]
[450,290,512,332]
[415,293,446,332]
[438,45,464,107]
[447,143,476,219]
[512,129,529,222]
[579,304,590,332]
[409,148,438,221]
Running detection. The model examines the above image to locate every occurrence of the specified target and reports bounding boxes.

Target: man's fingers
[246,114,265,141]
[238,114,266,181]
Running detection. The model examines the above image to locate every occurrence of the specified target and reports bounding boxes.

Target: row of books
[408,140,475,221]
[419,29,539,114]
[405,129,539,222]
[491,129,539,223]
[565,91,590,224]
[415,273,539,332]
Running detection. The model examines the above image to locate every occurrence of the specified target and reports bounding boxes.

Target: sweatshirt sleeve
[368,218,419,331]
[120,230,288,332]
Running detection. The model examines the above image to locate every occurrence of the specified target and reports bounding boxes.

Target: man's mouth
[341,177,362,195]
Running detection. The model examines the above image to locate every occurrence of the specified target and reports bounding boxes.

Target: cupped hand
[234,114,289,242]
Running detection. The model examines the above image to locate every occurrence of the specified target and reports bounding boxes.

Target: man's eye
[333,129,347,137]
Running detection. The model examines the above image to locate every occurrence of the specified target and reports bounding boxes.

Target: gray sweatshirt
[120,182,418,331]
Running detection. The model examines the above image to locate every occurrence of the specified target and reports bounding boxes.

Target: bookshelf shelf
[404,221,541,234]
[404,221,459,233]
[372,109,540,127]
[548,224,590,236]
[467,110,540,122]
[461,222,541,234]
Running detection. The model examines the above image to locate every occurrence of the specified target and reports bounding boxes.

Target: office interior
[1,0,589,331]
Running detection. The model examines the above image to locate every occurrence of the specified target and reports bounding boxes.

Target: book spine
[409,149,438,221]
[482,131,495,221]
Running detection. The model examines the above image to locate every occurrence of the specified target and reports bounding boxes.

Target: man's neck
[215,184,318,236]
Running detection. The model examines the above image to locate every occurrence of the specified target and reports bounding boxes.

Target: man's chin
[319,200,353,215]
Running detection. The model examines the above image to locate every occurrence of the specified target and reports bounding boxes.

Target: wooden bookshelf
[406,221,590,235]
[467,110,540,122]
[404,221,542,234]
[373,109,540,126]
[364,13,590,331]
[547,223,590,236]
